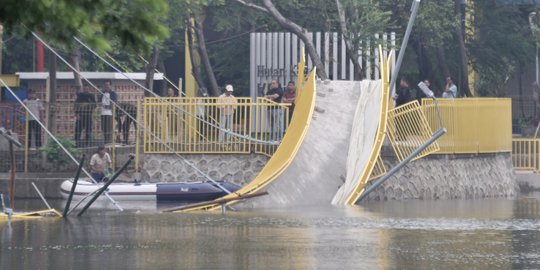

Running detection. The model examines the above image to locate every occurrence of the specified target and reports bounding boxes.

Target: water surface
[2,194,540,269]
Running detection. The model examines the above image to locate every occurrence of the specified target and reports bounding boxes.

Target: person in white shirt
[217,85,237,142]
[443,76,458,98]
[100,80,118,144]
[89,145,112,182]
[23,89,44,148]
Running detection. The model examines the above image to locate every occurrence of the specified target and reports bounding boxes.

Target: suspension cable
[74,36,280,146]
[30,32,234,195]
[0,79,124,211]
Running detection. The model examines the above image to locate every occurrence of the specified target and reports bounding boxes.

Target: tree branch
[233,0,268,14]
[335,0,363,80]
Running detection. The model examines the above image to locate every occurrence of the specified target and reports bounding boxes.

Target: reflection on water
[2,194,540,269]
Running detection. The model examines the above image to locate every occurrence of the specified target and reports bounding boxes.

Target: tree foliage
[0,0,170,53]
[468,2,535,96]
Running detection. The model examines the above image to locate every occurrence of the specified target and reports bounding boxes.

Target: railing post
[112,105,116,170]
[533,139,540,173]
[135,99,141,173]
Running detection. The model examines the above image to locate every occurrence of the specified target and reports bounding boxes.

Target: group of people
[216,80,296,143]
[264,80,296,140]
[74,80,138,147]
[394,76,458,107]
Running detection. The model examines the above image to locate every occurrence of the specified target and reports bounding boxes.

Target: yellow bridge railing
[422,98,512,154]
[512,138,540,172]
[387,100,440,162]
[142,97,290,156]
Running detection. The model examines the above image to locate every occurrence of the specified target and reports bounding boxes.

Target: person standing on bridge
[395,78,413,107]
[99,80,118,145]
[443,76,458,98]
[74,83,96,147]
[23,89,44,149]
[218,84,237,142]
[265,80,284,140]
[282,81,296,119]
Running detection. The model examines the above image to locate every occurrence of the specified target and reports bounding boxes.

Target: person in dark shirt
[395,78,412,107]
[265,79,284,140]
[115,102,137,145]
[74,84,96,147]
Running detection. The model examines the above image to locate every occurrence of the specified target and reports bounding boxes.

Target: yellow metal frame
[386,100,440,162]
[176,50,316,212]
[142,96,291,155]
[369,154,387,180]
[344,46,392,205]
[422,98,512,154]
[512,138,540,172]
[0,209,62,220]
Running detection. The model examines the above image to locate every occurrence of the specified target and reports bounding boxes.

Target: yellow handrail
[422,98,512,154]
[177,50,317,212]
[142,97,290,155]
[387,100,440,162]
[512,138,540,172]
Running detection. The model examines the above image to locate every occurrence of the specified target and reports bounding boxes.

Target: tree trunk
[532,81,540,125]
[335,0,363,80]
[48,53,57,136]
[455,0,472,97]
[145,46,160,97]
[70,47,83,92]
[261,0,327,80]
[234,0,327,80]
[436,47,451,78]
[194,15,220,97]
[186,19,207,91]
[158,59,167,96]
[411,38,433,82]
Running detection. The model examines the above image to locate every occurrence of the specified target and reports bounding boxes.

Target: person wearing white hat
[217,84,237,142]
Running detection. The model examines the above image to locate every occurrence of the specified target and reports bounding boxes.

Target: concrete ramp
[176,76,384,212]
[247,80,381,208]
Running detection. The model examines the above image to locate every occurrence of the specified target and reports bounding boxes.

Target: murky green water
[2,194,540,269]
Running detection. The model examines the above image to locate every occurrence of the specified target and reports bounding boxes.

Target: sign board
[0,74,20,87]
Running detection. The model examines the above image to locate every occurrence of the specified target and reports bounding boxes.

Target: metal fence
[512,138,540,172]
[422,98,512,154]
[387,100,440,162]
[0,100,139,172]
[142,97,290,156]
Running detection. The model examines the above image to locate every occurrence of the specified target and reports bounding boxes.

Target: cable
[30,32,234,195]
[74,36,280,146]
[0,78,124,211]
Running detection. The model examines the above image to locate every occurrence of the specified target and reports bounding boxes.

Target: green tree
[0,0,169,53]
[336,0,391,79]
[469,2,535,97]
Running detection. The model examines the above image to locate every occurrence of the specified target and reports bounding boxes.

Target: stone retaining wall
[364,150,519,201]
[142,154,269,186]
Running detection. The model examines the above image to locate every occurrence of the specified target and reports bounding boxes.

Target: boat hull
[60,179,241,202]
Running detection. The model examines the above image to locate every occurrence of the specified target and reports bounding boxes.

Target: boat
[59,179,242,202]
